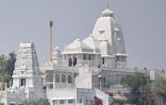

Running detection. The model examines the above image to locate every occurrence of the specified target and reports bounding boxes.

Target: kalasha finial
[50,20,53,27]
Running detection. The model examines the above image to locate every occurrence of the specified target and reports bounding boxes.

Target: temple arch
[55,74,60,82]
[68,57,72,66]
[62,74,66,83]
[73,57,77,66]
[68,75,72,83]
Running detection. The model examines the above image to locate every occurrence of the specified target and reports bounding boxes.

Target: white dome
[62,38,93,54]
[82,35,100,53]
[92,8,126,54]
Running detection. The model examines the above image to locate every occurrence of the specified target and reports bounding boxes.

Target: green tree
[123,73,148,91]
[153,77,166,104]
[21,99,50,105]
[155,77,166,94]
[113,98,127,105]
[34,99,50,105]
[0,55,7,74]
[1,73,10,83]
[123,72,155,105]
[0,52,16,88]
[6,52,16,77]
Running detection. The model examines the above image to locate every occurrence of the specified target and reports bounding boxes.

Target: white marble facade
[1,7,163,105]
[40,7,128,105]
[3,42,45,105]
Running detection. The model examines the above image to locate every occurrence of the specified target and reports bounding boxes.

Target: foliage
[154,77,166,97]
[6,52,16,77]
[34,99,50,105]
[157,77,166,93]
[21,99,50,105]
[122,72,155,105]
[1,73,10,82]
[113,99,127,105]
[123,72,148,91]
[0,52,16,88]
[0,55,7,74]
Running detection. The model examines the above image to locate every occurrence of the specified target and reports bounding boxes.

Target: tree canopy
[122,72,156,105]
[123,72,148,90]
[21,99,50,105]
[0,52,16,88]
[0,55,7,74]
[154,77,166,97]
[6,52,16,77]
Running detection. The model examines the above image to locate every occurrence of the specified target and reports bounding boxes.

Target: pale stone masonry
[0,7,165,105]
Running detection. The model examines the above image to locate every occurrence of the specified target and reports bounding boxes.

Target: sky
[0,0,166,69]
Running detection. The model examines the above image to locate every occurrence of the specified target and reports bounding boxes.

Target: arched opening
[83,54,86,60]
[55,74,60,82]
[102,58,105,64]
[68,57,72,66]
[68,75,72,83]
[88,54,91,60]
[62,74,66,83]
[73,57,77,66]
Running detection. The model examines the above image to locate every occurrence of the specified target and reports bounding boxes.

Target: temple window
[92,55,95,60]
[20,78,26,86]
[55,74,60,82]
[121,57,126,62]
[73,57,77,66]
[68,100,74,103]
[68,58,72,66]
[116,56,121,62]
[88,54,91,60]
[83,54,86,60]
[60,100,65,104]
[62,75,66,83]
[68,75,72,83]
[102,58,105,64]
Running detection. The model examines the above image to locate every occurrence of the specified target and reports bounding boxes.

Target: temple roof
[62,39,93,54]
[92,8,126,54]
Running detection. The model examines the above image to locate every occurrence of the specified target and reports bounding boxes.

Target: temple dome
[62,38,93,54]
[82,35,100,53]
[92,8,126,54]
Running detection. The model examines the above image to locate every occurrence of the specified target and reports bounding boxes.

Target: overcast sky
[0,0,166,69]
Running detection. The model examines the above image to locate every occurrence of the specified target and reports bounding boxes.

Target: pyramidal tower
[12,42,42,88]
[9,42,45,104]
